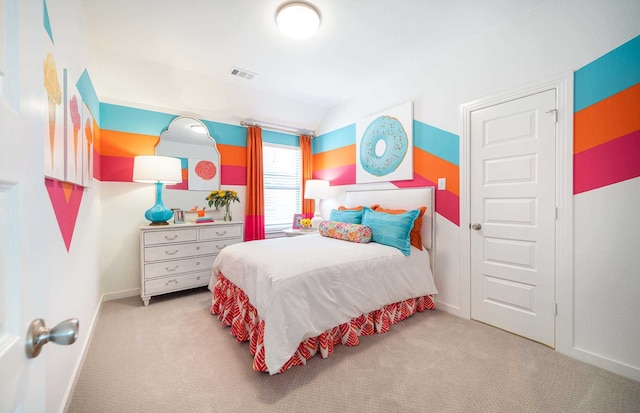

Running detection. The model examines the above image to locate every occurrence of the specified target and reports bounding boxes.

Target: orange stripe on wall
[415,149,459,196]
[312,145,459,197]
[218,144,246,167]
[313,145,356,171]
[575,83,640,154]
[92,120,101,154]
[99,130,159,157]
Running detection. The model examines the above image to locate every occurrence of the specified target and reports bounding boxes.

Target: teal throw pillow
[328,209,363,224]
[361,206,419,255]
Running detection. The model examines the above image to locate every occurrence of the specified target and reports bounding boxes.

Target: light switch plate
[438,178,446,190]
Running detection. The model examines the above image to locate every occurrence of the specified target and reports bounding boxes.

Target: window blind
[263,142,301,233]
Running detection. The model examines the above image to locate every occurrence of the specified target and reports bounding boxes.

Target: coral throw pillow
[373,206,427,250]
[338,204,379,211]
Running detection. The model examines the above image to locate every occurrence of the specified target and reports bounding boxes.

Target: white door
[470,89,556,347]
[0,3,47,409]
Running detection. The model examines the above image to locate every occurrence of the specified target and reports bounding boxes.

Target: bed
[208,187,438,374]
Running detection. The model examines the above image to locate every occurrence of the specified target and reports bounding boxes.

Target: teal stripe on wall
[76,70,100,126]
[314,124,356,153]
[201,120,246,147]
[100,104,249,147]
[262,130,299,146]
[100,103,176,136]
[313,121,458,165]
[574,35,640,112]
[414,121,459,166]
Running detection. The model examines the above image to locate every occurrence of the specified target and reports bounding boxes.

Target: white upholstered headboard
[345,187,435,255]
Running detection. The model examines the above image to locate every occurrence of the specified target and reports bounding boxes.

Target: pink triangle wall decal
[45,178,84,252]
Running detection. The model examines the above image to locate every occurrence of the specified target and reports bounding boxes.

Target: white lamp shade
[276,2,321,39]
[133,155,182,184]
[304,179,329,199]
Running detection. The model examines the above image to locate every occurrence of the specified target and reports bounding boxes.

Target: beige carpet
[66,288,640,413]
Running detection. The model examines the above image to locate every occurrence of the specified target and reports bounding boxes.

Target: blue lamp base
[145,182,173,225]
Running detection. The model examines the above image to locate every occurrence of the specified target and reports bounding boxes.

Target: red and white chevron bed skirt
[211,274,435,374]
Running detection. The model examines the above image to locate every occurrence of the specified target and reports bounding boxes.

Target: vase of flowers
[206,189,240,221]
[299,218,312,231]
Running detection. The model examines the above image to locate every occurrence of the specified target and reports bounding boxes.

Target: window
[263,142,301,234]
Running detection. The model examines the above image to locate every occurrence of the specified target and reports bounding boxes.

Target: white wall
[573,178,640,379]
[99,181,245,300]
[317,0,640,381]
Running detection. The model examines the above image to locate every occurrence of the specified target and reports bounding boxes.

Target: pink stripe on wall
[100,155,133,182]
[393,175,460,226]
[313,164,356,186]
[221,165,246,186]
[98,156,246,184]
[574,130,640,194]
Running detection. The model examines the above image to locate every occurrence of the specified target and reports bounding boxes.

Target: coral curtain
[245,126,265,241]
[300,135,314,218]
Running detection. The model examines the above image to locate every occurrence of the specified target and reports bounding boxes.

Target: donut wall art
[355,101,414,184]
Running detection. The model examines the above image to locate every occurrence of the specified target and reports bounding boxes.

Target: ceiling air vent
[230,67,256,80]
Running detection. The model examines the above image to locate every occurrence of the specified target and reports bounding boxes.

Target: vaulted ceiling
[81,0,543,126]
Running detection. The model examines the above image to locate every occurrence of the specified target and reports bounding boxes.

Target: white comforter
[210,234,438,374]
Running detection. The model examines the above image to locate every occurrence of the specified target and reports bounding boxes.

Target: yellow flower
[218,190,226,197]
[300,218,312,228]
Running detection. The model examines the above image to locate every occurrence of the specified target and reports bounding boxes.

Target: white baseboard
[561,346,640,382]
[102,288,139,302]
[434,300,466,319]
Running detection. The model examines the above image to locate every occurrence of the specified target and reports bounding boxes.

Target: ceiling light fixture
[190,124,206,133]
[276,2,321,39]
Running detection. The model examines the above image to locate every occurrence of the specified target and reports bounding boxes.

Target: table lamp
[304,179,330,228]
[133,155,182,225]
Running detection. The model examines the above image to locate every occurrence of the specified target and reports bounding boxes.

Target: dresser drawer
[199,225,243,241]
[144,240,217,262]
[144,255,216,279]
[143,228,198,245]
[144,271,210,295]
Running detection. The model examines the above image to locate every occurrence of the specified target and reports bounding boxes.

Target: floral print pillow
[318,221,372,243]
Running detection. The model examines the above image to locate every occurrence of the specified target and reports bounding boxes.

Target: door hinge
[555,207,558,220]
[555,302,558,316]
[546,108,558,123]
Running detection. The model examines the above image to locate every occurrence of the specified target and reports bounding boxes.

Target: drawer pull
[165,266,179,272]
[196,246,200,250]
[165,250,179,256]
[164,235,179,241]
[165,279,179,286]
[216,231,227,236]
[196,276,201,280]
[195,261,200,266]
[216,244,225,250]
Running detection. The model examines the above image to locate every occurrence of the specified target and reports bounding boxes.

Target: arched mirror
[155,116,221,191]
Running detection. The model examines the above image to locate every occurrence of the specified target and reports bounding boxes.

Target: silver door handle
[26,318,79,358]
[471,223,482,230]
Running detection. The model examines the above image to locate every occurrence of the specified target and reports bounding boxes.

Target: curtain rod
[240,120,316,138]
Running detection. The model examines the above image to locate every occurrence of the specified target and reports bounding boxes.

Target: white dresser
[139,221,243,306]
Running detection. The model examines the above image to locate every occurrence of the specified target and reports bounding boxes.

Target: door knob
[25,318,79,358]
[471,223,482,230]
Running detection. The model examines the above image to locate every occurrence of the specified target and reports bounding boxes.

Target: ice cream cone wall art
[44,52,64,180]
[69,95,82,175]
[65,86,83,185]
[83,110,95,187]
